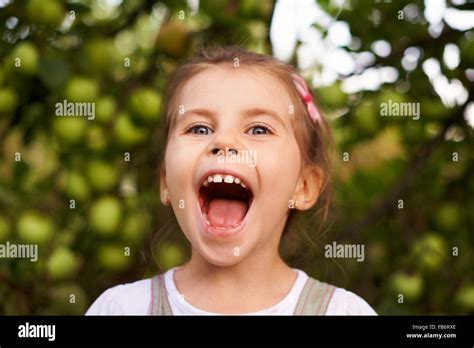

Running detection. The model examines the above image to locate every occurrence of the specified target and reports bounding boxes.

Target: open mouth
[198,173,253,230]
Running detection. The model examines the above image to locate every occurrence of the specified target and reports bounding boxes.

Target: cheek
[257,137,301,203]
[164,138,197,191]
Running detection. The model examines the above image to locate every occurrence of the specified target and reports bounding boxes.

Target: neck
[172,245,296,313]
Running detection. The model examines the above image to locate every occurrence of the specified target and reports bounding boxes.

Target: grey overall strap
[150,273,173,315]
[293,277,336,315]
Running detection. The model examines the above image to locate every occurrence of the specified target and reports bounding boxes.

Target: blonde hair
[156,45,334,251]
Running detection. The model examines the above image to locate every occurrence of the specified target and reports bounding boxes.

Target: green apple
[86,159,119,192]
[155,242,185,270]
[455,285,474,311]
[52,116,88,144]
[155,21,191,57]
[97,244,131,272]
[65,77,99,103]
[0,88,18,114]
[0,215,11,241]
[114,112,149,147]
[9,42,39,75]
[47,247,78,280]
[121,212,148,244]
[62,170,90,201]
[95,96,116,124]
[412,233,448,271]
[128,88,161,123]
[86,126,108,152]
[89,196,122,235]
[17,211,54,244]
[435,203,461,230]
[27,0,64,26]
[85,39,117,73]
[389,271,423,302]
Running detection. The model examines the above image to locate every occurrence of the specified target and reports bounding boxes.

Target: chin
[195,243,249,267]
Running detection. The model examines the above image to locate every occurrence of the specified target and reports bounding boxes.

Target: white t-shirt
[86,268,377,315]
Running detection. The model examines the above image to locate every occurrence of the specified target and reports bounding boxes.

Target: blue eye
[249,125,271,135]
[188,125,212,135]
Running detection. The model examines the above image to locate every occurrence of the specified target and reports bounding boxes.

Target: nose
[208,127,241,157]
[211,148,238,155]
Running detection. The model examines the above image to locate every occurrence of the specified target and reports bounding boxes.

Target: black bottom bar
[0,316,472,346]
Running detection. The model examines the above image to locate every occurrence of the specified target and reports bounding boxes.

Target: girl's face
[161,65,316,266]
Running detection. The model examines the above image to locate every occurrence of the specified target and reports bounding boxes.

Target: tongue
[207,198,248,228]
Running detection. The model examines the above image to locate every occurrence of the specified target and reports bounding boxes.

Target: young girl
[86,46,376,315]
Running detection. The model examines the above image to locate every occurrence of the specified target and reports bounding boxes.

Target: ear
[292,166,323,211]
[159,165,169,205]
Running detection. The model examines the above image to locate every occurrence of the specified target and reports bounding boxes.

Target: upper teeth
[203,174,248,189]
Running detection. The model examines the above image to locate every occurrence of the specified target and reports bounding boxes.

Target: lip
[194,167,255,239]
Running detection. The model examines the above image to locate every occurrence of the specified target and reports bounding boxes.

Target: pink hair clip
[292,74,322,125]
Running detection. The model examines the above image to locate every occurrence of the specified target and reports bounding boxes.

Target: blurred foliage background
[0,0,472,315]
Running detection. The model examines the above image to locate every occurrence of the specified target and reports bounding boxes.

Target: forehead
[178,65,294,112]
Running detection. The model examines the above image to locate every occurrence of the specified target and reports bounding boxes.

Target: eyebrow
[182,107,285,127]
[243,107,285,127]
[182,108,214,118]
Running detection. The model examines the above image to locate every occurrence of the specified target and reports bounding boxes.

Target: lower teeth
[202,213,242,229]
